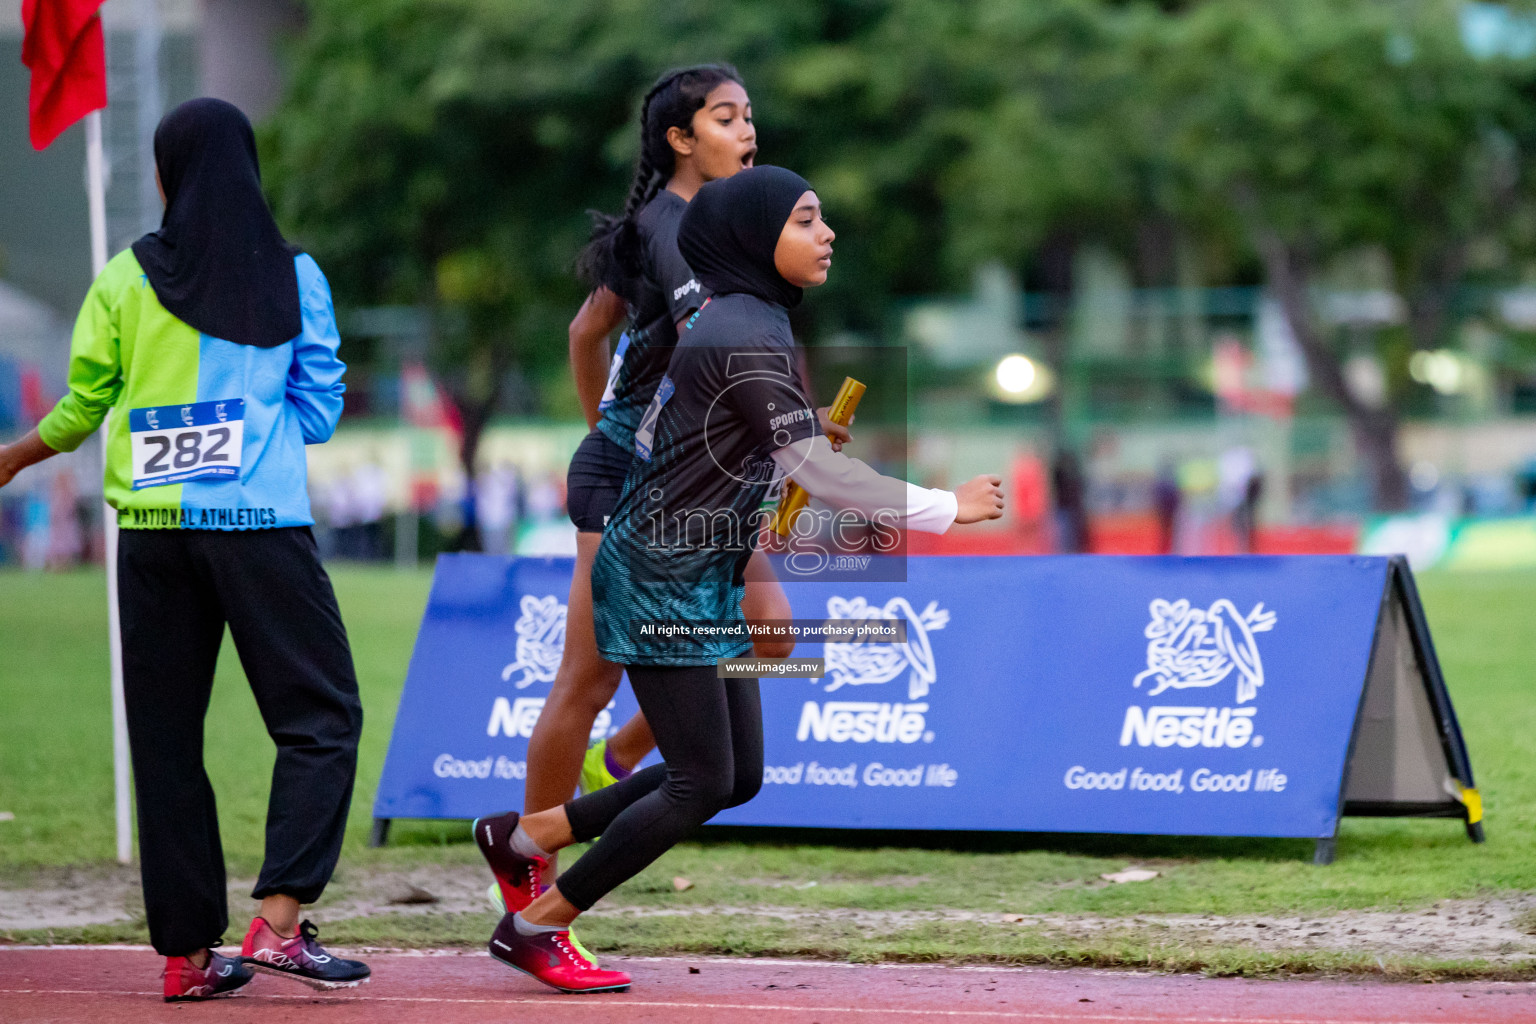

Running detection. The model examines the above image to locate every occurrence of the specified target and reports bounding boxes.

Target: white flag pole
[85,109,132,867]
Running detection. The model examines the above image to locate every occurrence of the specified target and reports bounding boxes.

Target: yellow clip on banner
[1459,785,1483,825]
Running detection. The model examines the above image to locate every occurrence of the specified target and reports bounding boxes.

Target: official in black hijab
[677,164,813,310]
[132,98,301,349]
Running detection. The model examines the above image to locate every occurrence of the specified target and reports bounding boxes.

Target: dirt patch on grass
[592,899,1536,965]
[0,866,146,931]
[0,863,498,932]
[5,863,1535,966]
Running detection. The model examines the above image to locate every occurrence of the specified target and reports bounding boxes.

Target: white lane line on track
[1,947,1529,990]
[0,945,1111,974]
[5,947,1528,986]
[0,989,1475,1023]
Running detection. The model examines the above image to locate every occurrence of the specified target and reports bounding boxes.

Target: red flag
[402,360,464,440]
[20,0,108,150]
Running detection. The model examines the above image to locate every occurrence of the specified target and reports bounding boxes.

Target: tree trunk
[1256,233,1410,511]
[448,342,507,552]
[1036,231,1077,447]
[1402,244,1465,354]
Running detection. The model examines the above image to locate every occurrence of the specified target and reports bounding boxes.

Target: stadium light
[995,354,1036,394]
[988,353,1053,404]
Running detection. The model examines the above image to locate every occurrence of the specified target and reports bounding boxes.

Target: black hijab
[677,165,813,311]
[131,98,301,349]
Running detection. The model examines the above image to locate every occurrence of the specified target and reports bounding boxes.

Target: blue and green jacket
[37,249,345,530]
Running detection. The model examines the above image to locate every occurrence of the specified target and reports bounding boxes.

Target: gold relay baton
[771,376,866,537]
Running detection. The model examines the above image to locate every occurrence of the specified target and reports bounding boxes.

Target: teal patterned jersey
[592,294,817,666]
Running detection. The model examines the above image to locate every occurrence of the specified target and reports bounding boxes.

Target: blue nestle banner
[376,554,1393,839]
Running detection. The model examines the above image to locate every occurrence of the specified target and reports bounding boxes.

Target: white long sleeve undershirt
[770,436,958,534]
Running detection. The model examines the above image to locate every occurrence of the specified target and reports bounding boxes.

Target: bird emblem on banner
[1134,598,1277,703]
[823,596,949,700]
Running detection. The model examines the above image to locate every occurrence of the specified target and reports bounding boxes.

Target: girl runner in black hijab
[511,66,791,895]
[472,166,1004,994]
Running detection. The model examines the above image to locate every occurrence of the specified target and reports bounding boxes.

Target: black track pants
[555,665,762,911]
[117,527,363,957]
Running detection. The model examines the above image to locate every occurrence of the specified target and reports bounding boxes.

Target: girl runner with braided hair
[483,65,819,910]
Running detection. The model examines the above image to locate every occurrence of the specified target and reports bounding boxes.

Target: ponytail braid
[576,63,743,299]
[621,78,671,219]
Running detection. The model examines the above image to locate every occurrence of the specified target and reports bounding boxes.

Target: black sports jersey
[591,294,819,666]
[596,191,708,452]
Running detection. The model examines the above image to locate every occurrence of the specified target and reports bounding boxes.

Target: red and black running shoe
[473,810,543,914]
[241,917,371,990]
[487,912,631,994]
[162,950,252,1002]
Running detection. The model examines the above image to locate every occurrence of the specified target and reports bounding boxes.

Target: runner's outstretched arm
[770,436,1003,531]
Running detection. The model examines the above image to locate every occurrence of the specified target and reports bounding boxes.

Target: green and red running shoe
[486,880,600,966]
[241,917,371,990]
[162,950,252,1002]
[488,912,631,994]
[473,810,543,914]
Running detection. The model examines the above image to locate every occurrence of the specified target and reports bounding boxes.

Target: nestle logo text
[1119,706,1257,748]
[797,701,930,744]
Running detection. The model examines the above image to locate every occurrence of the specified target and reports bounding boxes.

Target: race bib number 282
[128,400,244,490]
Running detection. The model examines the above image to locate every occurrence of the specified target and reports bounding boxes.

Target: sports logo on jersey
[500,595,567,689]
[707,350,815,484]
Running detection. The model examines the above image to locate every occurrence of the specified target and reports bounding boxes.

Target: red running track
[1,946,1533,1023]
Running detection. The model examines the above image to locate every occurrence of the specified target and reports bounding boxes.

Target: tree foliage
[263,0,1536,510]
[1143,0,1536,506]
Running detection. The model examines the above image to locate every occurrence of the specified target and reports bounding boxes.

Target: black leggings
[555,665,762,911]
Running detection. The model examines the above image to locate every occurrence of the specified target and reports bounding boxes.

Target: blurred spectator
[527,471,565,523]
[476,462,522,556]
[350,462,389,559]
[1218,446,1258,553]
[1235,471,1264,554]
[1153,460,1181,555]
[1517,458,1536,512]
[513,469,576,556]
[0,492,20,564]
[1217,447,1255,511]
[45,470,82,569]
[1010,451,1050,553]
[1051,448,1090,553]
[455,477,482,552]
[21,489,48,569]
[320,472,356,558]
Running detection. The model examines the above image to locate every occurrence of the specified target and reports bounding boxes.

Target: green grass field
[2,564,1533,976]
